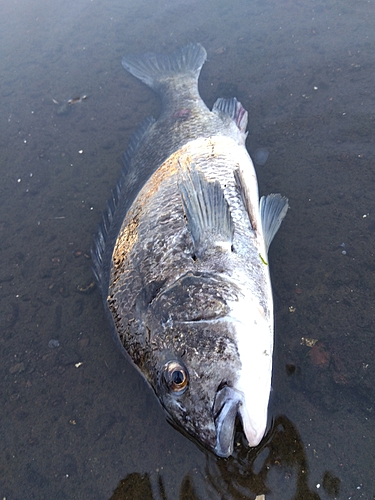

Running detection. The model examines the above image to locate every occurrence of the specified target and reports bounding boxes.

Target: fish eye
[163,361,188,394]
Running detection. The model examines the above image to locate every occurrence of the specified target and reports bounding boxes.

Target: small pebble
[9,362,25,374]
[78,338,89,348]
[48,339,60,349]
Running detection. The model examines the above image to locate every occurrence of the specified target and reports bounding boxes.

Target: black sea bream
[92,43,288,458]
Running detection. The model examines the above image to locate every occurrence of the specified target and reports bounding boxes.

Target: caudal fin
[121,43,207,93]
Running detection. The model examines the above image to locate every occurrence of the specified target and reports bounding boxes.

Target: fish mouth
[213,385,244,458]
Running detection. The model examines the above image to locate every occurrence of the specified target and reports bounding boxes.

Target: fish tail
[121,43,207,93]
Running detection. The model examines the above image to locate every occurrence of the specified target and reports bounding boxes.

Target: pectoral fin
[178,159,233,257]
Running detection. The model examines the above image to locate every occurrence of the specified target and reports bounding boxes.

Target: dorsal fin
[91,116,155,286]
[178,158,233,258]
[260,194,289,251]
[122,116,155,179]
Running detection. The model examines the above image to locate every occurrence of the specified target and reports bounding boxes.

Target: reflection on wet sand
[109,415,340,499]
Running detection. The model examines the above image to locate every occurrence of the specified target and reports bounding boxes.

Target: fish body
[92,43,288,457]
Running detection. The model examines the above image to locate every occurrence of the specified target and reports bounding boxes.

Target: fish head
[146,273,273,458]
[152,320,242,456]
[148,302,272,457]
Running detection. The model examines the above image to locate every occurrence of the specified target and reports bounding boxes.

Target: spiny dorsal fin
[91,116,155,288]
[178,158,233,258]
[260,194,289,252]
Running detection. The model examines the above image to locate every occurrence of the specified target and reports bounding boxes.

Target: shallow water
[1,0,374,498]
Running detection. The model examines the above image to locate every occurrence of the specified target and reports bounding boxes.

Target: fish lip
[213,385,244,458]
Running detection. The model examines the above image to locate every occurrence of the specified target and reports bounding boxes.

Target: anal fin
[260,194,289,251]
[178,159,234,258]
[213,97,248,139]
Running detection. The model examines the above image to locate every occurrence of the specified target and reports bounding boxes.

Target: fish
[92,43,288,458]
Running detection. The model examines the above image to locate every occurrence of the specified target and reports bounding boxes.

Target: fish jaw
[212,351,271,458]
[229,292,274,450]
[213,375,270,458]
[213,385,244,457]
